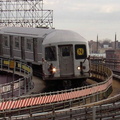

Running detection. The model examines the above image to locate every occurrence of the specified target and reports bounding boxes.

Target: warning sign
[77,48,84,55]
[9,60,15,69]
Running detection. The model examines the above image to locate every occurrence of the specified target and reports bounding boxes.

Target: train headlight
[77,66,81,70]
[48,64,57,78]
[52,68,57,73]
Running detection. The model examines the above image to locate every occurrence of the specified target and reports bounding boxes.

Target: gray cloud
[44,0,120,41]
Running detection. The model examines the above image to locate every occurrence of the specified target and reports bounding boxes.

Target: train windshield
[62,47,70,57]
[45,46,57,61]
[75,44,87,59]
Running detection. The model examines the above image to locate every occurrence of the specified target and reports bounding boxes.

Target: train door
[59,45,74,76]
[10,36,13,58]
[21,37,25,60]
[0,34,3,56]
[33,38,38,62]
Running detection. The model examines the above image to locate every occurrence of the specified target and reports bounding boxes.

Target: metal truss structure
[0,0,53,28]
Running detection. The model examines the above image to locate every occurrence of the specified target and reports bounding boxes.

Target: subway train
[0,27,90,86]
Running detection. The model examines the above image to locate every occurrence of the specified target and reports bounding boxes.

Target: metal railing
[0,57,33,99]
[0,63,113,119]
[91,57,120,72]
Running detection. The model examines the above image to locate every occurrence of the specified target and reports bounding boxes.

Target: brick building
[106,49,120,71]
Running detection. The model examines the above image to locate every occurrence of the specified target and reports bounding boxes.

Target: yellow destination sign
[77,48,84,55]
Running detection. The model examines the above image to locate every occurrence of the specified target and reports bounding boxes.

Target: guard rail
[0,63,113,119]
[0,57,33,99]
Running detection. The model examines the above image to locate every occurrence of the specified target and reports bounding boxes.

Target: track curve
[0,63,113,120]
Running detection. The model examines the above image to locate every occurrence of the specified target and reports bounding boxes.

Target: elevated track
[0,57,114,119]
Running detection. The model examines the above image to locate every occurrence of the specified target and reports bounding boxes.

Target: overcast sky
[44,0,120,41]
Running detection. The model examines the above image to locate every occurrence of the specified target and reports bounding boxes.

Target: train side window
[45,46,56,61]
[75,44,87,59]
[3,36,9,47]
[26,39,33,51]
[14,37,20,49]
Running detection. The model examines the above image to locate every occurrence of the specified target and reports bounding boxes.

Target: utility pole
[97,34,99,53]
[115,33,117,49]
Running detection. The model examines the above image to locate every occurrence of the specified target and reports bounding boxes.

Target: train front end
[42,30,90,81]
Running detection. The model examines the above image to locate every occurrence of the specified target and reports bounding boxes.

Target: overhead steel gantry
[0,0,53,28]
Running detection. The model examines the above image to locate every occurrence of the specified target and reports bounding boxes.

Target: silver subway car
[42,30,90,81]
[0,27,90,82]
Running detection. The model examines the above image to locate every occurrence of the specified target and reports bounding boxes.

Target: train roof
[0,27,87,44]
[0,27,55,38]
[43,30,87,45]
